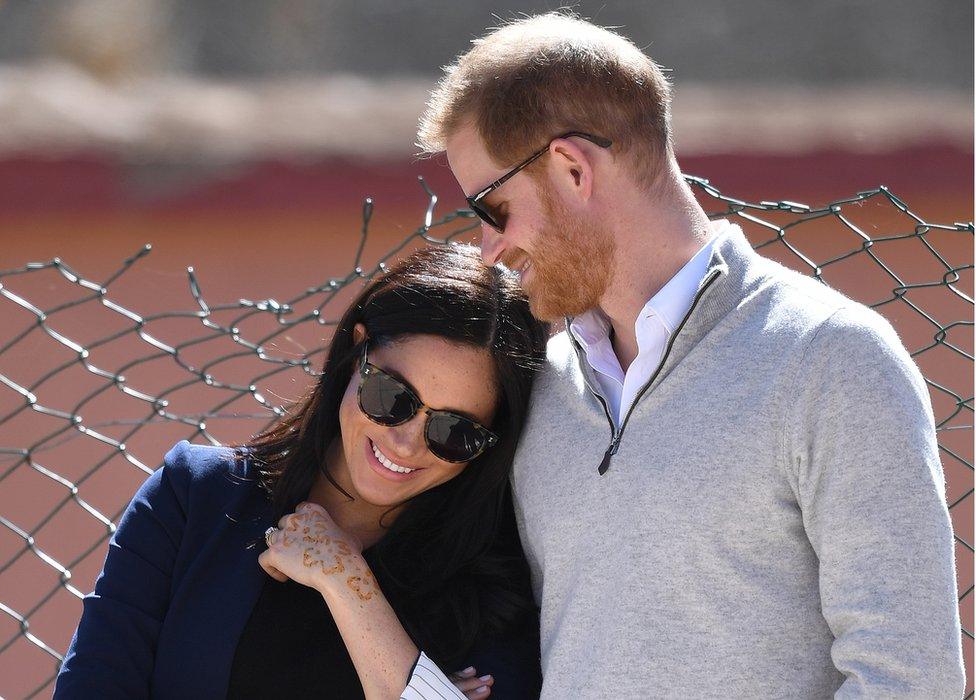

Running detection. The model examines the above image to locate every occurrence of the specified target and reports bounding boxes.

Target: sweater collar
[688,220,763,337]
[563,220,760,396]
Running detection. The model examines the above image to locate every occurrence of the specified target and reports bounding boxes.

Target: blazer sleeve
[53,441,192,699]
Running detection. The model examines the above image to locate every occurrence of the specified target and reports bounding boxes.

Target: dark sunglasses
[357,344,499,463]
[465,131,612,233]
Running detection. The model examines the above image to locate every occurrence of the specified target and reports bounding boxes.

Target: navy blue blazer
[54,440,541,699]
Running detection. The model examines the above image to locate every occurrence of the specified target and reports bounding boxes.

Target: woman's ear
[352,322,367,346]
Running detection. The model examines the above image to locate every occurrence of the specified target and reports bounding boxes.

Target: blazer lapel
[151,473,277,699]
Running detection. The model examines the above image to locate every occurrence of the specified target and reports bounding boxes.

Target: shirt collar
[641,223,725,333]
[568,306,611,348]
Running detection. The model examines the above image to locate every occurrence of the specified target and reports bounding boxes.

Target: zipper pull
[598,434,621,475]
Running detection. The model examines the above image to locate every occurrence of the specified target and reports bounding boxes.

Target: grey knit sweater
[510,224,965,698]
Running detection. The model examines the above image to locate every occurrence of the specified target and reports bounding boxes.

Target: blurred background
[0,0,971,260]
[0,1,972,697]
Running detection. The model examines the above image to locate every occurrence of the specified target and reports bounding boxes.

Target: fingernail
[475,686,488,695]
[479,675,492,682]
[460,666,475,675]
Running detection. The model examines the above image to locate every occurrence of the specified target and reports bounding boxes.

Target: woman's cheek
[431,461,468,488]
[337,376,361,435]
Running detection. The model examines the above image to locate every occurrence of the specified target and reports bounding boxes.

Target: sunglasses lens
[471,201,503,232]
[426,413,489,463]
[359,371,417,425]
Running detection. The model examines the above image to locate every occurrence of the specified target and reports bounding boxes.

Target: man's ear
[352,322,367,345]
[548,138,594,203]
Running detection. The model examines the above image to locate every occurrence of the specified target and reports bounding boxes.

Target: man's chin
[527,298,563,322]
[528,290,592,322]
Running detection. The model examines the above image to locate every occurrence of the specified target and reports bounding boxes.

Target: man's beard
[521,183,616,321]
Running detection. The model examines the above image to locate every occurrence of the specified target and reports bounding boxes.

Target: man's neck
[597,175,712,371]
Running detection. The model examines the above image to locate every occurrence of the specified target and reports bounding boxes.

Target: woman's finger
[450,666,477,681]
[453,675,492,690]
[463,684,491,699]
[266,565,288,582]
[453,674,493,694]
[257,549,289,582]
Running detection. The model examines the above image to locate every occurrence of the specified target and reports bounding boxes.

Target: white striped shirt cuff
[400,650,467,700]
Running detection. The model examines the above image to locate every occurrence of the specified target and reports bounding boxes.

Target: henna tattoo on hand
[303,547,346,575]
[302,533,332,545]
[346,572,377,601]
[278,509,364,586]
[321,556,345,576]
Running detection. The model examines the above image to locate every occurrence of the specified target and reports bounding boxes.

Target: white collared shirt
[568,219,730,425]
[401,652,467,699]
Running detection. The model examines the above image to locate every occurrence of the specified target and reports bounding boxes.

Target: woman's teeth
[372,441,416,473]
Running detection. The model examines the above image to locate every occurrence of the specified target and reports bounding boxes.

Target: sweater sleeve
[785,307,965,697]
[52,441,191,699]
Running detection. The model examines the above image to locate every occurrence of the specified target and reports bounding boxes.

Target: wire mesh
[0,176,972,698]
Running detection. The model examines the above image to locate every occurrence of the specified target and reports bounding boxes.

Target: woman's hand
[450,666,494,698]
[258,501,367,593]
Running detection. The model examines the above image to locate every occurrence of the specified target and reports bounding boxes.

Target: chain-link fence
[0,177,972,698]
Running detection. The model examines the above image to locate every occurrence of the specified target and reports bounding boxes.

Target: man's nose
[480,224,506,266]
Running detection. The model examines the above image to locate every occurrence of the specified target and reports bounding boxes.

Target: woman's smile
[364,438,425,482]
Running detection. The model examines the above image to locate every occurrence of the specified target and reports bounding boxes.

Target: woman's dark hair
[240,244,548,666]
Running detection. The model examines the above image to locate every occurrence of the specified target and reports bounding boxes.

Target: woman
[53,244,549,699]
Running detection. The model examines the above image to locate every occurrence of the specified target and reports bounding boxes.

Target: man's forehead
[445,125,505,198]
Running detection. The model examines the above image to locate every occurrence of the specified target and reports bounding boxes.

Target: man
[416,11,966,699]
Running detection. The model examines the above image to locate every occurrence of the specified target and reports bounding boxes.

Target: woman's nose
[384,413,427,458]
